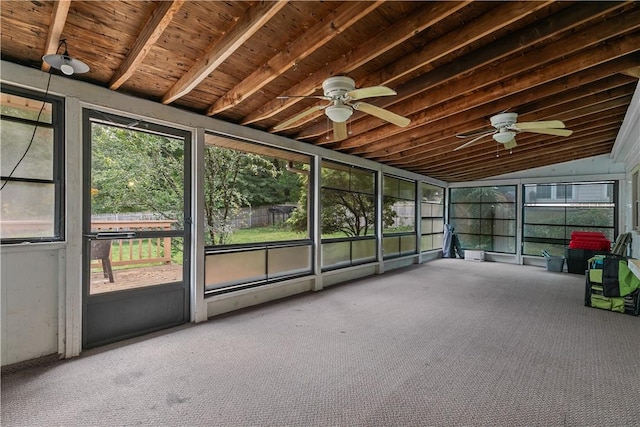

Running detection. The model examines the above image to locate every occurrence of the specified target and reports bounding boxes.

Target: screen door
[82,110,191,348]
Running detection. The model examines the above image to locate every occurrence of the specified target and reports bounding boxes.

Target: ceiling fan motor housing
[490,112,518,129]
[323,76,355,98]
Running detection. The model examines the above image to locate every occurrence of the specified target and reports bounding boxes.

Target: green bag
[618,262,640,297]
[591,294,625,313]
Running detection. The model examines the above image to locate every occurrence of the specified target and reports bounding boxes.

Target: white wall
[488,153,625,180]
[1,245,62,365]
[611,81,640,258]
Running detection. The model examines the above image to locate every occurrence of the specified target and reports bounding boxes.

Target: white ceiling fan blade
[273,104,326,131]
[453,131,494,151]
[515,120,565,130]
[347,86,396,100]
[522,128,573,137]
[333,121,348,141]
[456,128,495,139]
[277,95,329,100]
[353,102,410,127]
[503,138,518,150]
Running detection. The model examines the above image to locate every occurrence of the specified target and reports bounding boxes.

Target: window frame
[0,84,65,243]
[420,182,445,252]
[202,132,312,246]
[202,132,314,294]
[382,174,417,259]
[522,181,617,257]
[449,185,517,254]
[320,160,378,270]
[632,167,639,231]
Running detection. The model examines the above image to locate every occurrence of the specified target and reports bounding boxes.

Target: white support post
[62,96,82,358]
[376,169,385,275]
[312,155,323,291]
[516,181,524,265]
[192,128,207,322]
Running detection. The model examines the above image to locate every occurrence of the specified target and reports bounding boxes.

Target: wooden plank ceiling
[2,1,639,182]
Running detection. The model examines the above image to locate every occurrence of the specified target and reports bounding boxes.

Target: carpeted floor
[2,259,639,426]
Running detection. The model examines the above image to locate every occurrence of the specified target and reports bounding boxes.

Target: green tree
[204,146,284,245]
[91,124,184,218]
[239,159,302,207]
[288,166,395,237]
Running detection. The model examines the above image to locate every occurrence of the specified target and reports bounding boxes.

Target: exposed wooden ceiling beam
[446,144,614,181]
[351,57,638,161]
[277,1,553,134]
[331,27,640,155]
[241,1,470,125]
[426,136,618,181]
[407,123,625,178]
[383,105,629,169]
[395,81,637,161]
[439,131,619,181]
[514,76,637,120]
[331,11,640,151]
[621,66,640,78]
[205,1,384,116]
[393,97,632,170]
[161,1,287,105]
[360,0,554,89]
[418,123,624,174]
[406,79,635,157]
[41,0,71,72]
[301,1,627,143]
[4,0,637,183]
[109,0,185,90]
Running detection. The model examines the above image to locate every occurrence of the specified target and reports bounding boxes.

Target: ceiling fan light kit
[325,104,353,123]
[493,131,516,144]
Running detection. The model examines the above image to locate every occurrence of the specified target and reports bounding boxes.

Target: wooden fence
[91,220,175,267]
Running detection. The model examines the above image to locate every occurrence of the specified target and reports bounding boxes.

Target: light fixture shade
[325,105,353,123]
[42,54,90,75]
[493,131,516,144]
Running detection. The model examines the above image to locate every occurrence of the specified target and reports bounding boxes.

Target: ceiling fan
[454,112,573,151]
[273,76,410,141]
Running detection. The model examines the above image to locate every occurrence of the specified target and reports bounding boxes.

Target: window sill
[0,241,66,253]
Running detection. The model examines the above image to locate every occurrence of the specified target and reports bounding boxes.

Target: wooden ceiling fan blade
[353,102,410,127]
[273,104,326,131]
[333,121,348,141]
[515,120,565,129]
[503,139,518,150]
[453,131,494,151]
[347,86,396,100]
[523,128,573,136]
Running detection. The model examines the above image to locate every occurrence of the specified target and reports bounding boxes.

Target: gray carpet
[2,259,639,426]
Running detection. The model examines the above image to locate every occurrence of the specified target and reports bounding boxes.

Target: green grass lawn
[227,226,306,244]
[227,226,364,243]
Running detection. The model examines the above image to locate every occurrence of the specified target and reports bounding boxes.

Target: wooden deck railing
[91,220,175,267]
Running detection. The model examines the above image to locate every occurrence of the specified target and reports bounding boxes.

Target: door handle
[84,232,136,240]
